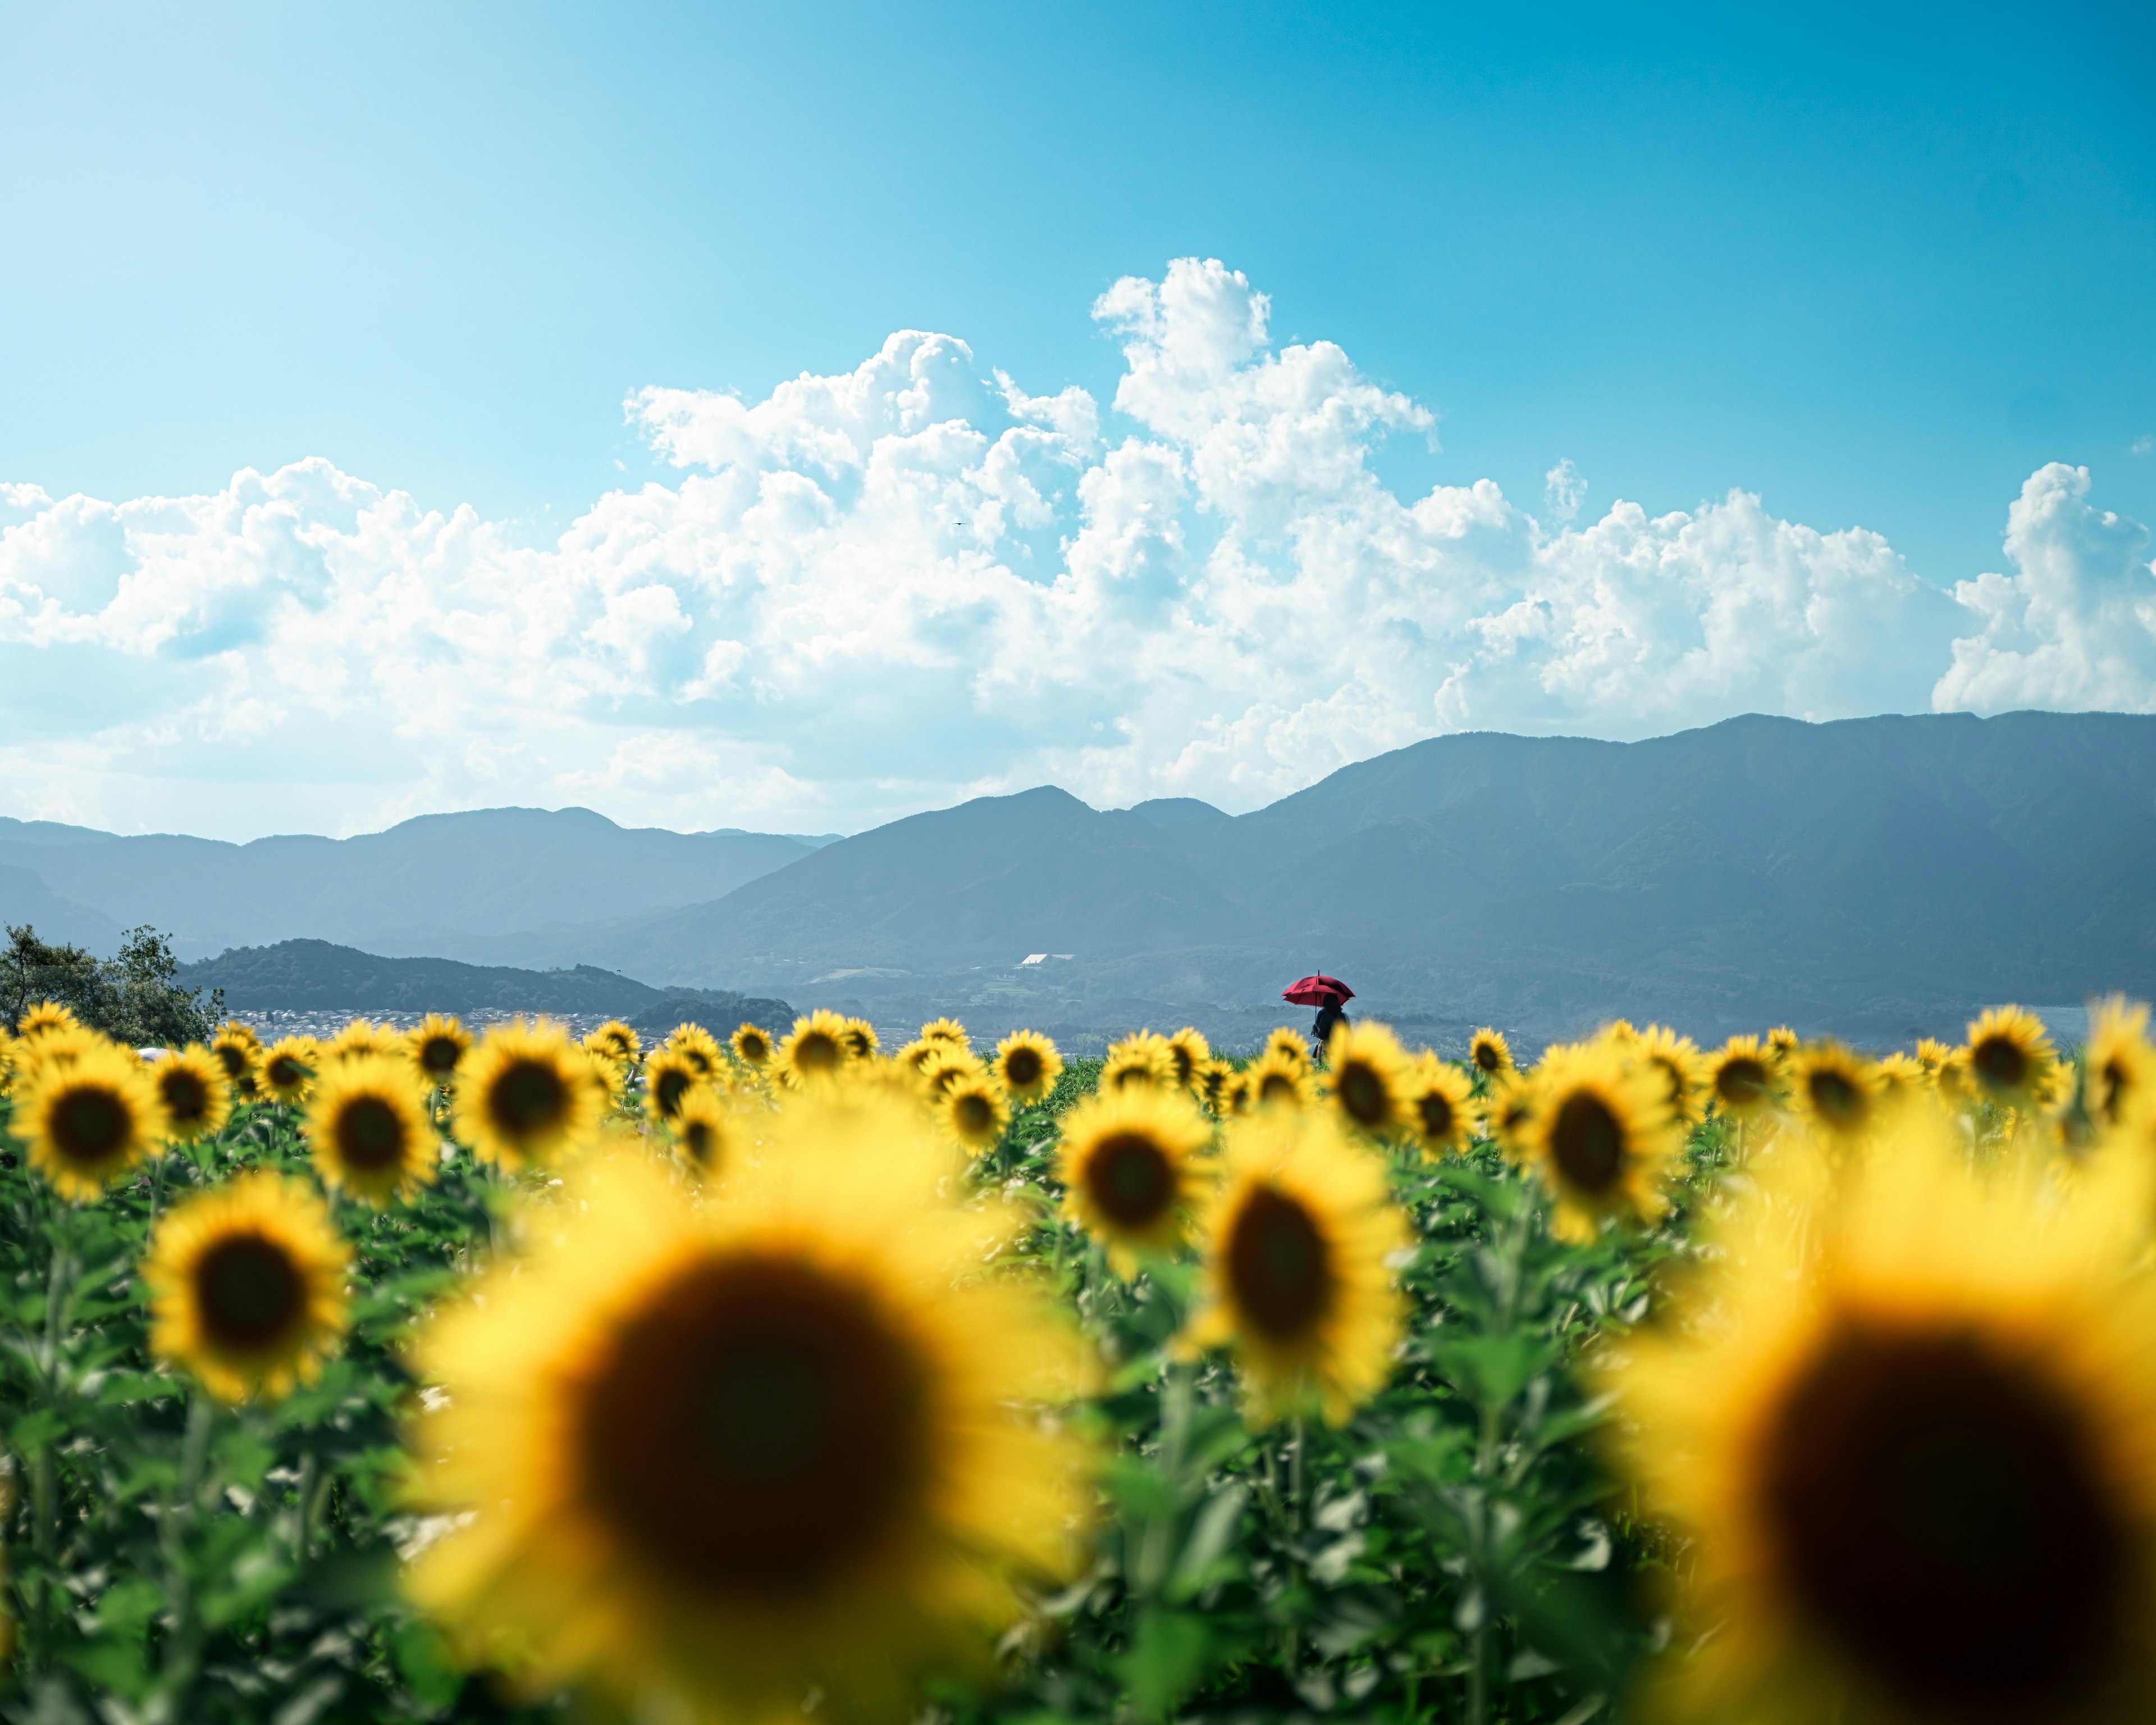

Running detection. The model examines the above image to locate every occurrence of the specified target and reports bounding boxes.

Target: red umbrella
[1282,974,1354,1007]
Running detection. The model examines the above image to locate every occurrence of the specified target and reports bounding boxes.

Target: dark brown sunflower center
[487,1057,568,1138]
[53,1085,130,1165]
[266,1055,308,1090]
[1971,1034,2029,1089]
[842,1030,873,1058]
[739,1033,769,1063]
[335,1094,410,1171]
[1807,1068,1864,1128]
[581,1255,926,1598]
[1226,1185,1331,1338]
[195,1234,303,1349]
[1110,1062,1152,1089]
[1086,1133,1173,1227]
[1418,1090,1455,1139]
[680,1119,717,1166]
[1551,1093,1624,1194]
[1716,1056,1771,1106]
[1760,1322,2126,1714]
[953,1092,997,1138]
[419,1035,462,1077]
[214,1043,249,1079]
[794,1032,841,1074]
[1258,1070,1299,1105]
[1170,1048,1196,1085]
[1004,1046,1044,1089]
[1336,1060,1392,1127]
[653,1065,694,1119]
[162,1068,211,1125]
[1473,1042,1503,1073]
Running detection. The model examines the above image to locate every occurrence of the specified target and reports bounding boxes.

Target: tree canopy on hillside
[1,923,223,1047]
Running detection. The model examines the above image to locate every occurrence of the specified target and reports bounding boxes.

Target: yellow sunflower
[324,1018,400,1065]
[453,1019,606,1172]
[1221,1069,1257,1117]
[1166,1027,1212,1090]
[2084,997,2156,1134]
[671,1087,737,1180]
[10,1021,103,1081]
[940,1071,1011,1157]
[143,1171,350,1403]
[893,1038,943,1080]
[1610,1116,2156,1725]
[404,1106,1090,1724]
[1913,1037,1955,1073]
[1262,1026,1313,1075]
[305,1055,438,1206]
[13,1043,167,1201]
[729,1021,774,1069]
[1193,1056,1235,1116]
[1057,1088,1213,1274]
[1102,1031,1177,1092]
[1246,1047,1313,1112]
[1401,1054,1473,1158]
[1478,1070,1537,1161]
[153,1043,232,1147]
[210,1025,263,1102]
[666,1023,725,1080]
[1184,1110,1408,1425]
[991,1030,1063,1104]
[1962,1005,2060,1111]
[16,1000,78,1043]
[590,1019,641,1066]
[1638,1025,1709,1125]
[919,1016,970,1048]
[642,1044,708,1128]
[1874,1051,1927,1094]
[1467,1026,1513,1078]
[1708,1033,1782,1120]
[408,1014,473,1088]
[258,1035,318,1106]
[922,1048,987,1104]
[777,1010,854,1089]
[1519,1042,1684,1241]
[1322,1020,1413,1141]
[1766,1025,1801,1064]
[1789,1041,1886,1145]
[839,1017,880,1061]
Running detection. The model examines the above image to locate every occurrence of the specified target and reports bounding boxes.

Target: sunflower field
[0,993,2148,1725]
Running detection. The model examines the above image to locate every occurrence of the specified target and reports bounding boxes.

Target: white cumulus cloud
[0,257,2147,841]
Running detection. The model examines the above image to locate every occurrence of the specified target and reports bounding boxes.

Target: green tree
[0,924,222,1047]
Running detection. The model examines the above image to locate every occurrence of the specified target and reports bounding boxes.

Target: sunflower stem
[32,1233,72,1560]
[161,1389,215,1691]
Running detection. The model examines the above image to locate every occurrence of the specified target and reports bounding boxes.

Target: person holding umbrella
[1282,974,1354,1064]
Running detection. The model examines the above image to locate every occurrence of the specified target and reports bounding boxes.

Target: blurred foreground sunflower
[1166,1027,1211,1090]
[1789,1042,1885,1146]
[1057,1087,1213,1274]
[1102,1032,1176,1092]
[17,1000,78,1039]
[408,1014,472,1089]
[14,1043,166,1201]
[778,1010,853,1089]
[406,1108,1090,1724]
[1401,1054,1473,1158]
[1248,1048,1313,1112]
[840,1017,880,1060]
[643,1045,707,1128]
[305,1055,437,1206]
[992,1029,1062,1103]
[1962,1006,2059,1112]
[588,1019,641,1066]
[1638,1025,1708,1125]
[153,1044,231,1146]
[1708,1034,1782,1121]
[1612,1117,2156,1725]
[672,1088,736,1179]
[144,1172,349,1402]
[1185,1110,1407,1424]
[2084,997,2156,1134]
[454,1019,604,1172]
[1262,1026,1313,1075]
[1520,1043,1682,1241]
[919,1016,969,1048]
[667,1023,725,1080]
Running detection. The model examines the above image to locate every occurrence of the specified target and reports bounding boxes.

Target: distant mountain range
[10,711,2156,1047]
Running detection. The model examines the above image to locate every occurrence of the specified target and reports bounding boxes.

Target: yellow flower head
[839,1017,880,1061]
[1638,1025,1709,1125]
[1766,1025,1801,1063]
[1262,1026,1313,1076]
[1221,1069,1257,1117]
[1609,1112,2156,1725]
[1467,1026,1514,1078]
[666,1023,725,1080]
[919,1016,969,1048]
[939,1070,1011,1157]
[408,1014,473,1088]
[1247,1047,1314,1113]
[152,1044,232,1146]
[1709,1034,1783,1121]
[672,1087,738,1180]
[588,1019,641,1066]
[210,1025,263,1102]
[1963,1005,2060,1111]
[992,1030,1063,1104]
[305,1055,438,1206]
[453,1019,605,1172]
[777,1010,854,1089]
[14,1043,166,1201]
[1788,1041,1886,1145]
[729,1021,774,1068]
[1913,1037,1955,1073]
[1520,1042,1684,1241]
[405,1105,1090,1724]
[1166,1027,1212,1090]
[1401,1054,1474,1158]
[1057,1087,1213,1272]
[258,1035,318,1106]
[143,1171,350,1403]
[2084,997,2156,1134]
[921,1047,986,1105]
[1102,1031,1177,1093]
[16,1000,78,1041]
[1185,1110,1408,1425]
[1478,1070,1536,1160]
[325,1018,400,1065]
[1322,1020,1413,1141]
[1193,1056,1236,1115]
[643,1044,708,1128]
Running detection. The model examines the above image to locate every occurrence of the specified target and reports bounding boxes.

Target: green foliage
[1,925,224,1051]
[0,1052,1721,1723]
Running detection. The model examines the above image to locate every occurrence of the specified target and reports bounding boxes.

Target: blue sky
[1,1,2153,839]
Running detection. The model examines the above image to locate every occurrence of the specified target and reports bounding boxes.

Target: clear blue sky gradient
[3,0,2152,586]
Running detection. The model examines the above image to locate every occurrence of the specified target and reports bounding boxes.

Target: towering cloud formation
[1,259,2149,839]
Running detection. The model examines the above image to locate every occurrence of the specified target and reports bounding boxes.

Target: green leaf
[1117,1608,1212,1722]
